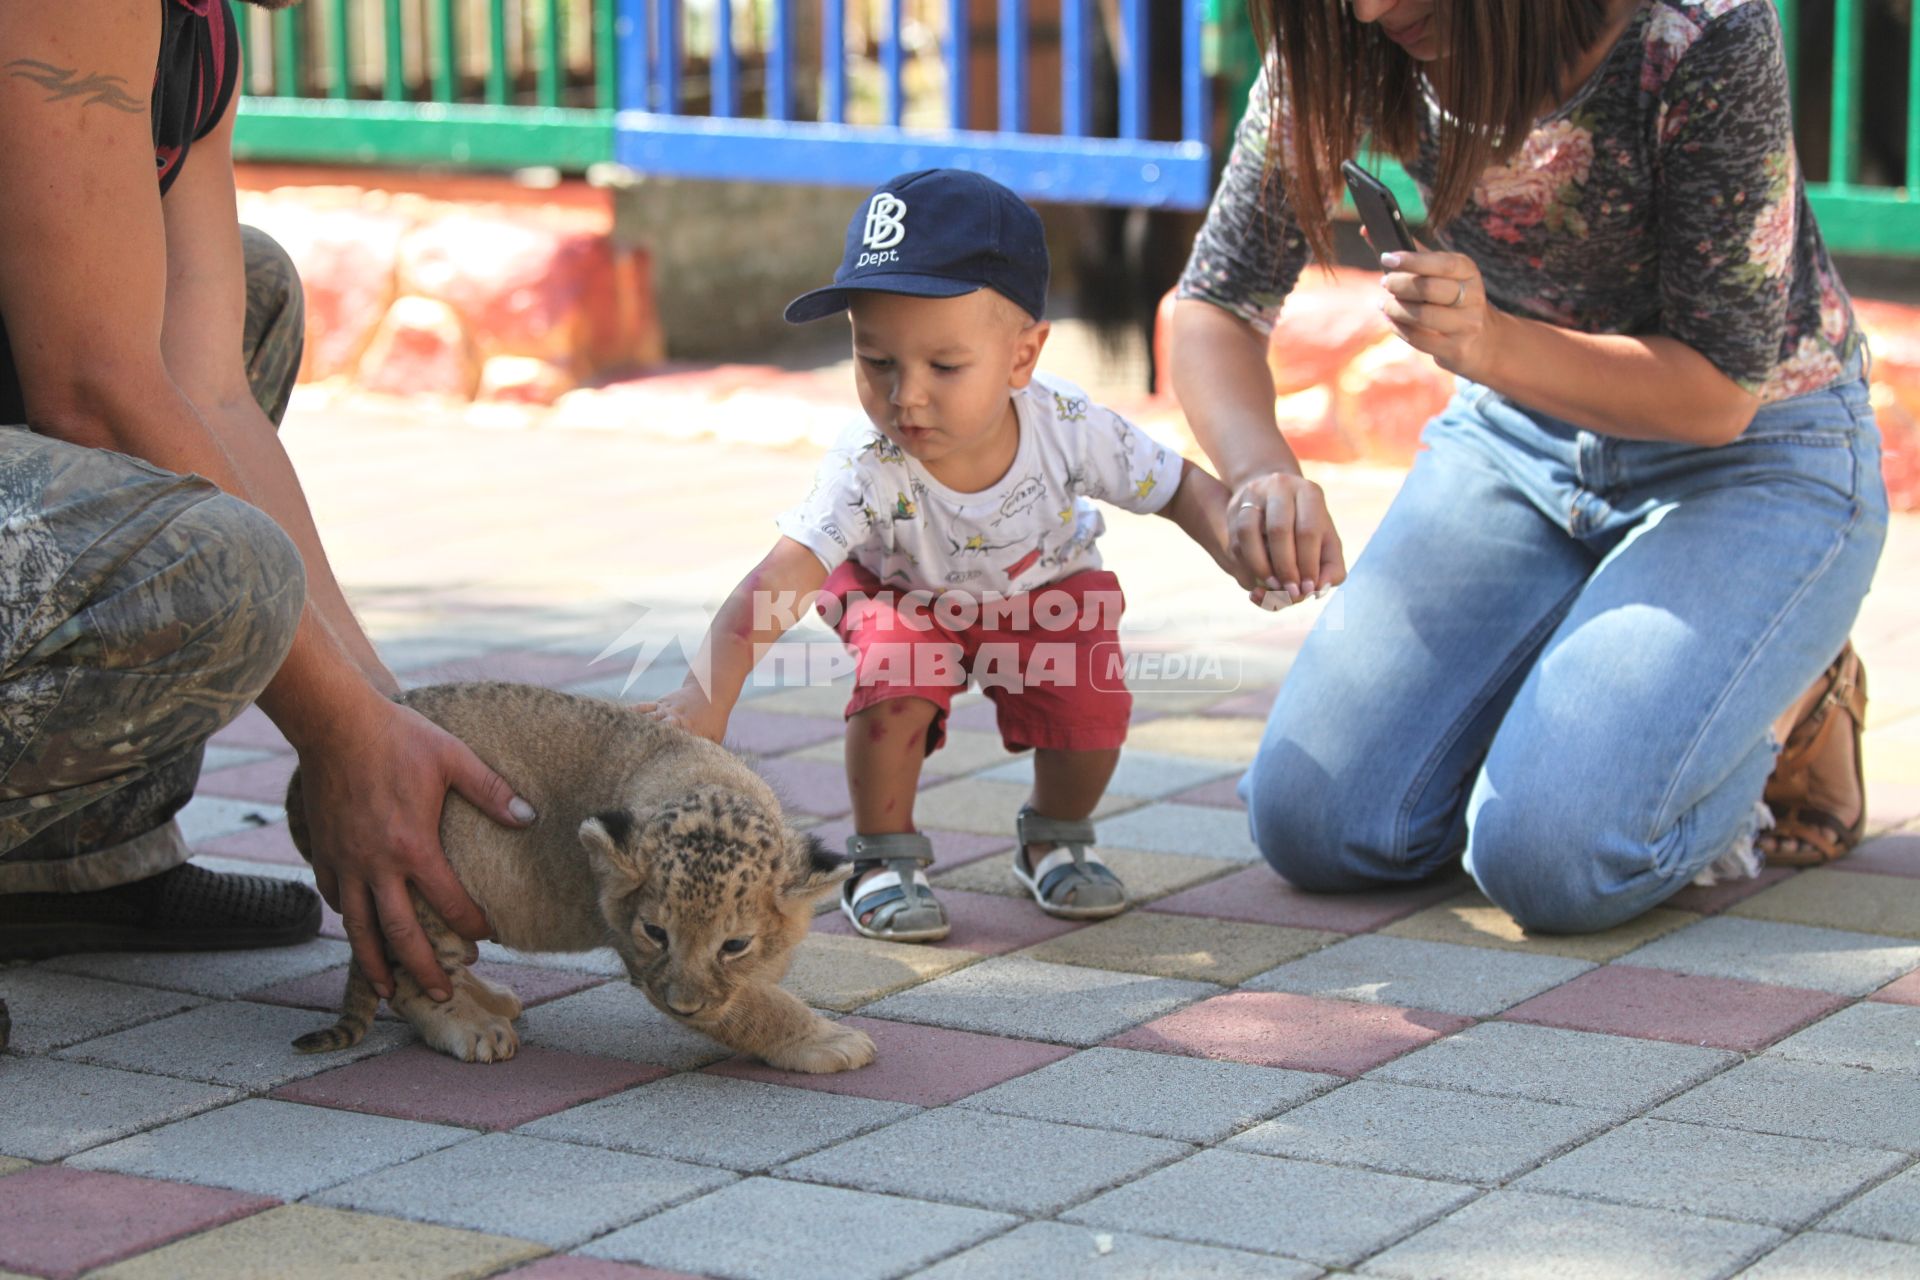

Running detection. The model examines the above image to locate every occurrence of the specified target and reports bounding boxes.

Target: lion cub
[285,681,872,1074]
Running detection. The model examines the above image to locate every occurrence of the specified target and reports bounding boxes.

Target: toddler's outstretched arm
[636,537,830,741]
[1159,460,1287,609]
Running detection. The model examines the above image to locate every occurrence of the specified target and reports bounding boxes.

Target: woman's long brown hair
[1254,0,1614,262]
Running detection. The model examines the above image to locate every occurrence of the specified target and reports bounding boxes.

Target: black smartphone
[1341,159,1417,256]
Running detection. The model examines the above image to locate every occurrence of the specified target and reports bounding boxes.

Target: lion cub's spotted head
[577,785,847,1024]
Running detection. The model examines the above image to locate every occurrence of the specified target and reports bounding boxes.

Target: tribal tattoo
[6,59,145,114]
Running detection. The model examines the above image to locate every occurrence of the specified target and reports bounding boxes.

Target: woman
[1172,0,1885,932]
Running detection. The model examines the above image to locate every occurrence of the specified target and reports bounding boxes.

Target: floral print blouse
[1177,0,1863,403]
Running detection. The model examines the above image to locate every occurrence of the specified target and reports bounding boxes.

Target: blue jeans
[1241,369,1889,933]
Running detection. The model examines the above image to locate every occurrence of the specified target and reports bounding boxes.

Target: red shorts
[820,563,1133,756]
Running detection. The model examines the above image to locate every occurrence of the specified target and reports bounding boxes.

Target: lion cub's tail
[293,960,379,1053]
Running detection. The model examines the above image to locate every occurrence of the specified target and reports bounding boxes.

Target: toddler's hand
[634,686,729,743]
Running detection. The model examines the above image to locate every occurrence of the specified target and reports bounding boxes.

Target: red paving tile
[503,1257,707,1280]
[812,887,1083,955]
[704,1016,1075,1104]
[1662,866,1795,915]
[1872,971,1920,1006]
[1500,965,1846,1052]
[272,1043,663,1130]
[403,648,610,688]
[1149,866,1465,934]
[195,755,300,805]
[1108,990,1469,1076]
[207,705,293,753]
[0,1166,274,1280]
[246,963,605,1015]
[804,821,1013,868]
[751,757,854,817]
[721,709,846,756]
[1166,776,1246,809]
[1832,832,1920,879]
[194,819,305,867]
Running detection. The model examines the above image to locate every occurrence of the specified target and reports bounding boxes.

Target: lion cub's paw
[762,1018,875,1074]
[402,989,521,1063]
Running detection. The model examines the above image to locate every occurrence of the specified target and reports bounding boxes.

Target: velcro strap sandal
[841,832,949,943]
[1014,805,1128,920]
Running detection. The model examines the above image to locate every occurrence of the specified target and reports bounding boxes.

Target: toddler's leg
[842,697,949,940]
[1017,748,1128,917]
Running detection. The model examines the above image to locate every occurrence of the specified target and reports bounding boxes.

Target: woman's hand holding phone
[1377,248,1501,381]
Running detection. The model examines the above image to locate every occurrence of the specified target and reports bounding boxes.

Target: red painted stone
[1335,339,1453,465]
[704,1015,1074,1104]
[238,192,409,381]
[207,705,293,754]
[246,962,604,1016]
[719,710,847,757]
[1501,965,1845,1052]
[750,757,854,818]
[195,755,300,806]
[1871,971,1920,1006]
[1109,990,1468,1076]
[356,295,481,399]
[1150,866,1463,933]
[479,355,575,406]
[813,888,1082,955]
[0,1166,273,1280]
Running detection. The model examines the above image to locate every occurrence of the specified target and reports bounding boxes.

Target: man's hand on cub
[635,683,730,743]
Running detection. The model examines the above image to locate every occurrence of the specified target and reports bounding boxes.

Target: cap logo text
[862,193,908,252]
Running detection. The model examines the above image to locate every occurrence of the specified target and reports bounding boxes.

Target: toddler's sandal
[840,832,950,943]
[1013,805,1128,920]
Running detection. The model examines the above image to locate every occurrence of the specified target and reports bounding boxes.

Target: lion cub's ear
[782,832,851,902]
[580,810,647,895]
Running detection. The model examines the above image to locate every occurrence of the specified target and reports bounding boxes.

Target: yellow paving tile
[1020,913,1338,984]
[1730,866,1920,939]
[0,1158,31,1177]
[782,932,980,1012]
[1382,890,1697,962]
[1121,715,1267,763]
[933,847,1239,903]
[908,779,1140,836]
[90,1205,546,1280]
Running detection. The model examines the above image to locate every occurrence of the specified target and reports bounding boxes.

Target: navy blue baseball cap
[783,169,1050,324]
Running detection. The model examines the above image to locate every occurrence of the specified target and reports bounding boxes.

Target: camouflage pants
[0,228,308,893]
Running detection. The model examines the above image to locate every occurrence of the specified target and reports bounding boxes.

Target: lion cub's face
[578,786,847,1024]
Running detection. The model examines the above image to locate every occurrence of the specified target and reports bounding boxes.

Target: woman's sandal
[1013,805,1129,921]
[840,832,950,943]
[1762,643,1868,867]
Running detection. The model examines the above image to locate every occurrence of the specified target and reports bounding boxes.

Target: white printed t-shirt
[776,372,1186,597]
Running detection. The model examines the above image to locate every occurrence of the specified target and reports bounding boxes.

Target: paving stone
[1368,1021,1737,1118]
[1515,1116,1905,1231]
[1615,916,1920,996]
[933,847,1234,903]
[1834,832,1920,879]
[311,1132,734,1249]
[174,794,286,844]
[513,981,733,1069]
[1361,1188,1781,1279]
[861,955,1221,1046]
[59,1000,413,1089]
[403,647,611,688]
[198,744,273,773]
[1660,866,1795,915]
[1652,1058,1920,1152]
[1500,964,1846,1051]
[579,1177,1012,1280]
[908,779,1139,837]
[245,962,603,1017]
[1063,1147,1471,1268]
[779,932,979,1012]
[1021,912,1336,984]
[272,1044,666,1129]
[1111,990,1468,1076]
[705,1015,1073,1105]
[1873,970,1920,1005]
[975,750,1236,800]
[1231,1080,1612,1184]
[68,1098,471,1199]
[814,887,1082,955]
[500,1260,703,1280]
[742,682,862,718]
[753,756,854,818]
[518,1073,916,1171]
[1822,1162,1920,1244]
[806,819,1014,869]
[0,1159,26,1177]
[720,708,846,755]
[1167,775,1247,809]
[789,728,1016,779]
[1151,866,1466,932]
[916,1221,1319,1280]
[0,1058,239,1161]
[0,969,204,1053]
[1120,715,1268,762]
[206,704,291,754]
[1090,803,1262,861]
[476,941,628,976]
[0,1165,273,1280]
[88,1203,547,1280]
[1741,1232,1920,1279]
[1765,1001,1920,1074]
[781,1107,1189,1214]
[1729,866,1920,940]
[195,753,299,804]
[193,819,305,866]
[41,937,350,997]
[1245,934,1593,1017]
[957,1045,1336,1143]
[1383,891,1698,962]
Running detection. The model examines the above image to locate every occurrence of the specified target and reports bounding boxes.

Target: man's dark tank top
[0,0,238,424]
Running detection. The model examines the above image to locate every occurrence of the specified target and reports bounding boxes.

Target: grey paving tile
[1243,935,1593,1017]
[518,1073,915,1171]
[1229,1080,1613,1184]
[1615,917,1920,997]
[975,751,1236,800]
[1764,1002,1920,1074]
[0,1057,239,1161]
[68,1098,470,1199]
[579,1177,1012,1280]
[956,1046,1338,1143]
[1361,1189,1780,1279]
[0,968,205,1053]
[175,795,285,843]
[1367,1021,1737,1119]
[917,1221,1321,1279]
[513,980,731,1069]
[1062,1148,1472,1268]
[1092,804,1261,861]
[310,1132,735,1248]
[58,1000,413,1089]
[1741,1232,1920,1279]
[1822,1163,1920,1244]
[40,938,352,997]
[780,1107,1188,1215]
[475,941,628,976]
[1514,1117,1906,1229]
[861,955,1220,1046]
[1652,1058,1920,1153]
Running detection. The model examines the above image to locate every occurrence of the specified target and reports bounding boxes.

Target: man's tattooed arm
[6,58,144,114]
